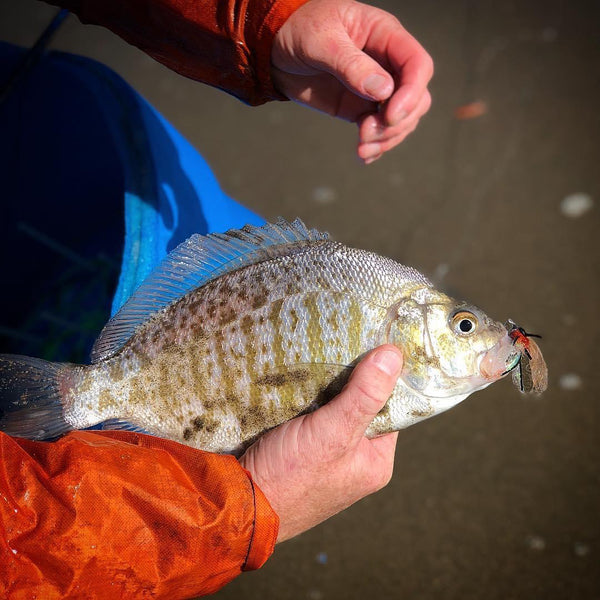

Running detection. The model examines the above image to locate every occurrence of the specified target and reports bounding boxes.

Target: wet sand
[1,1,599,598]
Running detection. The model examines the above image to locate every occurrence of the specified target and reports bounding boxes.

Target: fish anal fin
[94,419,151,435]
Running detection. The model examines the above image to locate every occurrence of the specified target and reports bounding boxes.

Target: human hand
[239,345,403,542]
[271,0,433,163]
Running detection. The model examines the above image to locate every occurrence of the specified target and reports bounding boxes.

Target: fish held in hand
[0,220,546,454]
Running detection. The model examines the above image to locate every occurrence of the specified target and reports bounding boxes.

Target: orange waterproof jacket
[3,1,312,596]
[0,430,279,599]
[50,0,311,104]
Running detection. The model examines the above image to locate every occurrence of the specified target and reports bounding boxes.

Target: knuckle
[421,89,432,112]
[353,377,387,413]
[333,43,361,75]
[422,52,435,80]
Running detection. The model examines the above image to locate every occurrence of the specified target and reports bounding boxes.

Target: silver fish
[0,219,546,455]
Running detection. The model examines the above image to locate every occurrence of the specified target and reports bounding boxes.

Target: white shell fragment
[559,373,582,391]
[574,542,590,557]
[525,534,546,551]
[560,193,594,218]
[312,186,338,204]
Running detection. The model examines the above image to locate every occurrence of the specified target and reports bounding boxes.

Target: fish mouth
[479,334,521,381]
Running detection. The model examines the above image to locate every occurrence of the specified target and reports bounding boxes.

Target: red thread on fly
[504,319,548,393]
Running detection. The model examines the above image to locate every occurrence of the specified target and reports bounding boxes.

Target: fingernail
[364,74,392,99]
[372,349,402,376]
[360,142,381,162]
[364,154,382,165]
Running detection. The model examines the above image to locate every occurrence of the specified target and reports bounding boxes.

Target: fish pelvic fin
[0,354,75,440]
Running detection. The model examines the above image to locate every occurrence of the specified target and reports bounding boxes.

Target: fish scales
[0,219,547,454]
[63,242,412,452]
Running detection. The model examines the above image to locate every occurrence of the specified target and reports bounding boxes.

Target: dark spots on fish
[219,305,236,325]
[219,281,234,297]
[327,312,340,333]
[187,415,219,435]
[290,308,299,331]
[188,298,206,318]
[205,419,219,434]
[225,393,238,406]
[207,303,217,319]
[409,344,441,369]
[238,288,249,302]
[240,404,273,437]
[178,313,189,329]
[256,369,310,387]
[261,343,268,354]
[258,315,266,325]
[315,368,352,407]
[203,395,217,411]
[190,322,206,339]
[204,353,214,376]
[410,408,433,418]
[378,402,390,417]
[240,315,255,338]
[315,274,328,288]
[251,293,267,310]
[256,373,286,387]
[247,275,269,309]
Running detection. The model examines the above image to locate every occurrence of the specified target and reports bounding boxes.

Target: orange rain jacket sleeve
[0,430,279,599]
[49,0,311,105]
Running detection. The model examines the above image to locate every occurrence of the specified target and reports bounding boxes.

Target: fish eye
[450,310,479,335]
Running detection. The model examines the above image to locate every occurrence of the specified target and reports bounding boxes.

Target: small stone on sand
[312,186,337,204]
[559,373,582,391]
[560,193,594,218]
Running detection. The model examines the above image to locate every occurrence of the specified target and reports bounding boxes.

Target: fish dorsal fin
[90,218,329,363]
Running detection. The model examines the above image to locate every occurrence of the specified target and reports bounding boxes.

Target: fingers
[324,37,395,102]
[312,345,403,451]
[358,89,431,163]
[382,31,434,126]
[271,0,434,158]
[271,67,380,122]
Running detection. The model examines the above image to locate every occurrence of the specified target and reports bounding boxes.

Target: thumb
[314,345,403,449]
[322,35,394,101]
